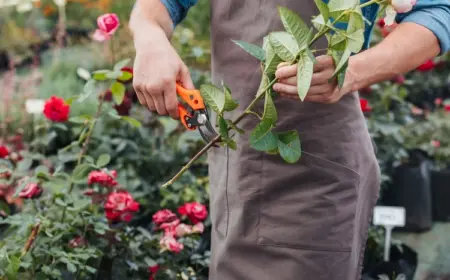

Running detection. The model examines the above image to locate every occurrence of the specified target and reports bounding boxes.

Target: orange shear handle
[176,83,205,110]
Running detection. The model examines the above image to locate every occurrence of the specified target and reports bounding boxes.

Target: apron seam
[225,146,230,237]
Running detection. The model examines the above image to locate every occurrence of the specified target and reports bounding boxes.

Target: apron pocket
[257,151,360,252]
[207,146,230,238]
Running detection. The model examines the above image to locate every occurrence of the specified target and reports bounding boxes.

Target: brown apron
[207,1,381,279]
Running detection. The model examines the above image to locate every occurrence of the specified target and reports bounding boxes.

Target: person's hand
[272,55,355,103]
[132,23,194,119]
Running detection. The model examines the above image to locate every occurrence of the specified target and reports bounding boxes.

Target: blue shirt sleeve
[161,0,198,26]
[396,0,450,55]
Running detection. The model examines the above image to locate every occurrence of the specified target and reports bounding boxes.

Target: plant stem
[162,79,277,187]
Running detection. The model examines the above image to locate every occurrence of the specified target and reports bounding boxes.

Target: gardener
[129,0,450,279]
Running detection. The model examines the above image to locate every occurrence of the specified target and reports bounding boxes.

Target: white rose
[391,0,417,13]
[25,99,45,114]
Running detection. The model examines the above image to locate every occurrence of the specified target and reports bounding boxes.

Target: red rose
[148,265,160,280]
[159,235,183,253]
[445,105,450,112]
[0,146,9,158]
[104,191,139,222]
[114,95,132,116]
[68,236,88,248]
[178,202,208,224]
[88,170,118,188]
[152,209,178,224]
[377,18,386,28]
[19,183,43,199]
[117,67,133,84]
[43,96,70,122]
[359,98,372,113]
[417,60,436,72]
[103,90,113,102]
[97,13,120,35]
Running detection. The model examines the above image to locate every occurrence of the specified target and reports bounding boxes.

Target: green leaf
[114,58,132,71]
[278,7,310,48]
[78,80,96,102]
[232,40,265,62]
[92,70,109,81]
[200,84,224,114]
[346,10,365,53]
[223,85,239,112]
[110,82,126,105]
[224,138,237,150]
[121,116,142,128]
[268,32,300,62]
[257,73,270,98]
[297,50,315,101]
[218,116,228,138]
[332,48,352,78]
[263,37,283,75]
[312,14,326,31]
[96,154,111,167]
[118,70,133,82]
[66,262,77,273]
[106,71,122,79]
[277,130,301,163]
[249,120,278,152]
[71,164,91,182]
[5,255,20,280]
[200,84,238,114]
[314,0,329,22]
[328,0,358,12]
[85,266,97,274]
[263,91,277,125]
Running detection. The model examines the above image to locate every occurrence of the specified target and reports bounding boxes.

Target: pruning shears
[176,83,218,143]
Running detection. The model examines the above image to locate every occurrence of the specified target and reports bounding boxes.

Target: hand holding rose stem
[162,0,381,187]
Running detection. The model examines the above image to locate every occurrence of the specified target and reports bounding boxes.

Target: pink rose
[178,202,208,224]
[192,222,205,234]
[160,219,181,236]
[92,13,120,42]
[19,183,43,199]
[431,140,441,148]
[92,29,110,42]
[159,235,184,253]
[175,223,192,237]
[97,13,120,35]
[391,0,417,13]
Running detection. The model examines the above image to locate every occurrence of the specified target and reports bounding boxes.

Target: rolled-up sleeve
[161,0,198,26]
[396,0,450,55]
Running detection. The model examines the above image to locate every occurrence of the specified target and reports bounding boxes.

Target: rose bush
[0,12,211,280]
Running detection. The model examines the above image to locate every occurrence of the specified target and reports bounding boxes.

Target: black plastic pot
[362,244,418,280]
[383,151,433,232]
[431,168,450,222]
